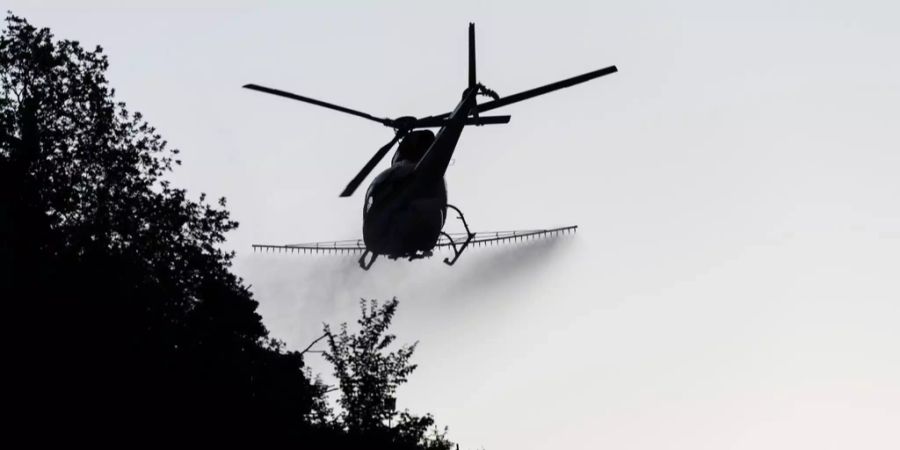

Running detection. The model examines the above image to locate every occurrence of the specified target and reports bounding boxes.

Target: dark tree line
[1,14,453,448]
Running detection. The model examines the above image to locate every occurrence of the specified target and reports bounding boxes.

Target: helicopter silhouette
[246,23,616,270]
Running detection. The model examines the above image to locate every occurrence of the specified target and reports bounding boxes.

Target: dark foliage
[0,13,325,444]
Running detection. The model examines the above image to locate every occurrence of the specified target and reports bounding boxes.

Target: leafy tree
[323,298,456,450]
[0,13,318,443]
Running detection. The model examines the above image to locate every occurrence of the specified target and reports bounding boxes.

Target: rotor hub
[390,116,418,130]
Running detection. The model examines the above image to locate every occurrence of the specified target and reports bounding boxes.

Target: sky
[9,1,900,448]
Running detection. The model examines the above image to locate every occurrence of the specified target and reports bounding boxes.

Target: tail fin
[468,23,476,90]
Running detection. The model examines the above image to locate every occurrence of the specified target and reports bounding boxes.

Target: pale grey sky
[10,1,900,449]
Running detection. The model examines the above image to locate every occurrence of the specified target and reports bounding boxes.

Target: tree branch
[299,332,329,356]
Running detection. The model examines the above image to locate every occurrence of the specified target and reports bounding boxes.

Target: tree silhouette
[323,298,455,450]
[0,13,320,444]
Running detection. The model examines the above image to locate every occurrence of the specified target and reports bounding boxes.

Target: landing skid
[358,250,378,270]
[441,204,476,266]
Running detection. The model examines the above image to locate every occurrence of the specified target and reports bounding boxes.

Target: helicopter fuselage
[361,88,475,260]
[362,162,447,258]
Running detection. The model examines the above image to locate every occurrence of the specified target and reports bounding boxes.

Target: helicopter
[246,23,616,270]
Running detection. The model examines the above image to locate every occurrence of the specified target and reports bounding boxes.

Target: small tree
[323,298,455,450]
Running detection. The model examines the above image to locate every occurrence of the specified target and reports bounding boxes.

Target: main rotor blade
[477,65,617,113]
[411,115,511,128]
[339,132,404,197]
[469,23,477,89]
[243,83,392,126]
[419,65,617,123]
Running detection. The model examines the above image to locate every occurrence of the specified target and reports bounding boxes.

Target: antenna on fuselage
[468,23,476,90]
